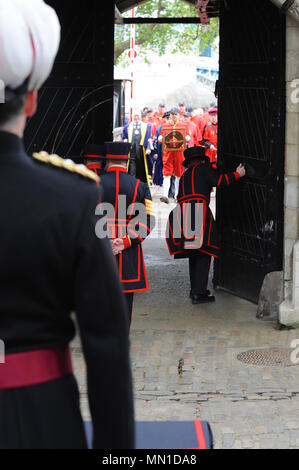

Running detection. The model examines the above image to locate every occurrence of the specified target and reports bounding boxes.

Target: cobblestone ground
[72,186,299,449]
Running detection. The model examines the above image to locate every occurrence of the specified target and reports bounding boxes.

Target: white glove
[123,139,128,143]
[158,135,163,143]
[186,135,191,142]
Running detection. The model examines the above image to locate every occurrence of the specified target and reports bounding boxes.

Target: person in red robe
[154,103,166,122]
[191,109,205,145]
[147,108,158,137]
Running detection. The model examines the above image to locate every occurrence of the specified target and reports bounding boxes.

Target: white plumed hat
[0,0,60,99]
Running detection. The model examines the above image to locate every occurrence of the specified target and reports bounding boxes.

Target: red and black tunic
[166,162,241,259]
[100,166,155,293]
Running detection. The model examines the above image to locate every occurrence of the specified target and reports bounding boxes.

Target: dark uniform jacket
[166,162,241,259]
[100,166,155,293]
[0,131,134,449]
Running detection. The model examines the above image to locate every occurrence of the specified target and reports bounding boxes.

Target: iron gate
[215,0,286,302]
[24,0,114,160]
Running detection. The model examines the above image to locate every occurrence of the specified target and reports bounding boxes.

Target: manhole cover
[237,348,298,367]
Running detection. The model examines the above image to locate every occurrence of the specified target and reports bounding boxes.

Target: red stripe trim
[0,347,73,390]
[122,249,149,293]
[123,287,148,293]
[122,235,131,250]
[129,221,151,232]
[128,229,144,243]
[86,163,101,171]
[217,175,223,188]
[194,420,207,449]
[225,174,229,185]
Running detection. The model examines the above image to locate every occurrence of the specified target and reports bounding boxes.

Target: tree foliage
[114,0,219,65]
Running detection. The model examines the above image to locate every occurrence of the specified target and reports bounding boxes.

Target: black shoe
[191,293,215,304]
[160,196,169,204]
[189,289,211,298]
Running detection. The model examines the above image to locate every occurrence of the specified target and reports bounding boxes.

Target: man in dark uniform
[0,0,134,449]
[99,142,155,325]
[166,146,246,304]
[83,143,107,178]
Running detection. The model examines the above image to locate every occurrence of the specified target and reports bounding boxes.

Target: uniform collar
[107,165,128,173]
[0,130,25,157]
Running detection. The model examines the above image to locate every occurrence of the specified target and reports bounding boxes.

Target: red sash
[0,347,73,390]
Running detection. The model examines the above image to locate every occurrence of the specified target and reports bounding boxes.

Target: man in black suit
[0,0,134,449]
[99,142,155,325]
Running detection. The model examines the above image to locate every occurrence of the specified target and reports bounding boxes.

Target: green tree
[115,0,219,65]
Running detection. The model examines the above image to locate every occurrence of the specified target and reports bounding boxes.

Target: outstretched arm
[206,163,246,188]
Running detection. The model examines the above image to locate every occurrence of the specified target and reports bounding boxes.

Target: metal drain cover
[237,348,298,367]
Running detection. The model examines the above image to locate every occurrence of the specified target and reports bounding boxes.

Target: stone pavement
[72,186,299,449]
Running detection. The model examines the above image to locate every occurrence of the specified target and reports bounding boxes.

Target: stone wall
[279,16,299,327]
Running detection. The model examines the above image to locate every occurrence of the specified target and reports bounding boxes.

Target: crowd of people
[120,102,218,203]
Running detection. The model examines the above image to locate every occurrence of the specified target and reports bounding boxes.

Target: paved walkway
[72,186,299,449]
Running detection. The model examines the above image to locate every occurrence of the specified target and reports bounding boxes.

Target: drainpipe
[269,0,299,22]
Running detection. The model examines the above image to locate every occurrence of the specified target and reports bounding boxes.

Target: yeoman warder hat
[84,144,106,159]
[183,146,209,167]
[104,142,132,160]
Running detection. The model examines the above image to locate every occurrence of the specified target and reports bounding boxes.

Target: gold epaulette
[32,151,100,183]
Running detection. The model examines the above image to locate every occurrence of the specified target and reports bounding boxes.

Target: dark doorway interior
[215,0,286,303]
